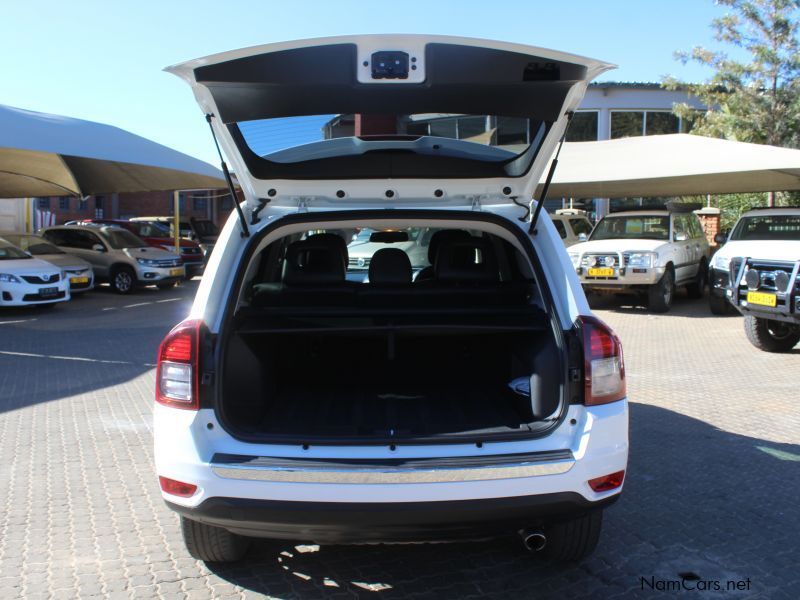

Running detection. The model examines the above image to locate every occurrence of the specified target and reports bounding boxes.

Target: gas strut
[529,111,573,235]
[205,113,250,238]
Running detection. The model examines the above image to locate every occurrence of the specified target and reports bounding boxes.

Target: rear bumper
[167,492,619,543]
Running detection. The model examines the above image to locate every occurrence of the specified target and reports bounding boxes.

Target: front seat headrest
[435,237,499,283]
[368,248,412,284]
[427,229,473,264]
[283,234,347,285]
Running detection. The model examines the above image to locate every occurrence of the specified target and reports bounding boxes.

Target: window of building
[220,194,233,211]
[566,111,598,141]
[168,194,188,215]
[59,197,70,210]
[610,111,645,138]
[645,112,680,136]
[95,195,104,218]
[193,196,208,212]
[37,197,51,209]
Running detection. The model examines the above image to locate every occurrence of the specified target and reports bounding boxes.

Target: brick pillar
[696,207,721,248]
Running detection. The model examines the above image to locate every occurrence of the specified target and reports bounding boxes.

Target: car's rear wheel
[110,266,135,295]
[648,269,674,313]
[708,293,731,315]
[542,510,603,562]
[744,316,800,353]
[685,260,707,299]
[181,517,250,563]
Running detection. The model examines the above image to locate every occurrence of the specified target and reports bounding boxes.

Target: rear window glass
[238,113,539,164]
[730,215,800,241]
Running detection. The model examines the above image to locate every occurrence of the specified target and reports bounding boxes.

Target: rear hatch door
[167,35,613,210]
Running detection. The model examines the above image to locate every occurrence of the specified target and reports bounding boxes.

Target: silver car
[0,232,95,294]
[40,224,185,294]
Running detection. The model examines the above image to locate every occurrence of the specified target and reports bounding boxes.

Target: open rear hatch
[167,35,613,212]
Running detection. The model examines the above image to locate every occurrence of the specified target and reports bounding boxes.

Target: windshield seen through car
[590,216,670,241]
[730,215,800,241]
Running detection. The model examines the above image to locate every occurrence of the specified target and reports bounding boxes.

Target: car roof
[740,207,800,217]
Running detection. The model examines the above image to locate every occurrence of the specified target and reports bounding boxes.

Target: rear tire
[708,293,731,315]
[648,269,674,313]
[181,517,250,563]
[110,266,135,295]
[744,316,800,353]
[685,260,707,299]
[543,510,603,562]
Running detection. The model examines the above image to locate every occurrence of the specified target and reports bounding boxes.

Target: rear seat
[250,234,356,307]
[251,233,533,309]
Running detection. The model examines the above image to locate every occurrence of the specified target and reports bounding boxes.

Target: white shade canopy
[0,104,225,198]
[539,134,800,198]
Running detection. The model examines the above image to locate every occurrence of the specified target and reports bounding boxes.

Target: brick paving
[0,284,797,599]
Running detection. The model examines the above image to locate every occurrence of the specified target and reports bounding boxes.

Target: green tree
[665,0,800,148]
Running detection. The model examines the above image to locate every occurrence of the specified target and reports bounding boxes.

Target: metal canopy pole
[173,190,180,254]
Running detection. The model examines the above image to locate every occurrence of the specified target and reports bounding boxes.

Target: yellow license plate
[588,267,615,277]
[746,291,777,307]
[170,268,183,277]
[70,276,89,284]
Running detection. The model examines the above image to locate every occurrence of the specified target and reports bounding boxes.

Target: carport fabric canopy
[0,104,225,198]
[539,134,800,198]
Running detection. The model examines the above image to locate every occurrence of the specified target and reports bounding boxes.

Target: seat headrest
[435,237,499,283]
[283,234,347,285]
[368,248,412,284]
[427,229,473,264]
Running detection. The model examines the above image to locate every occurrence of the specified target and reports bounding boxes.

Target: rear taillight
[158,476,198,497]
[580,315,626,406]
[588,470,625,492]
[156,318,202,410]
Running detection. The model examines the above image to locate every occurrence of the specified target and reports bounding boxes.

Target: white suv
[568,208,710,312]
[710,207,800,351]
[154,35,629,563]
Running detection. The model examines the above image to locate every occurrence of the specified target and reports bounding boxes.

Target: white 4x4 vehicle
[568,208,710,312]
[154,35,629,563]
[710,207,800,352]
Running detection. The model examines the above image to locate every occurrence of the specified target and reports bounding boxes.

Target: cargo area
[216,225,566,444]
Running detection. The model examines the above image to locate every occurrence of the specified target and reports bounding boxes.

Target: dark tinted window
[103,229,149,249]
[591,216,670,240]
[569,218,592,236]
[645,112,680,135]
[611,112,644,138]
[730,215,800,241]
[552,220,567,239]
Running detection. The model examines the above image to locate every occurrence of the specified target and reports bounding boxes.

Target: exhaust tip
[520,529,547,552]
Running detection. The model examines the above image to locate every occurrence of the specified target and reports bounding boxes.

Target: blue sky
[1,0,743,166]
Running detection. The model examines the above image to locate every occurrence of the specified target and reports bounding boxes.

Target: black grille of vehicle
[151,259,181,268]
[23,291,66,301]
[21,273,60,284]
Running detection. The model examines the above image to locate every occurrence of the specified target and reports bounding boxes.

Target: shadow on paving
[205,403,799,599]
[0,282,195,414]
[588,291,740,320]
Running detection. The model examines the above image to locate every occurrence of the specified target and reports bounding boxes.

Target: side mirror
[714,232,727,245]
[91,243,106,252]
[577,233,588,242]
[673,232,689,242]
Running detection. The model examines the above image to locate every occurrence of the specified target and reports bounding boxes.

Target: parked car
[568,206,710,312]
[81,219,205,278]
[154,35,628,564]
[0,232,94,293]
[0,237,70,307]
[712,207,800,352]
[346,228,432,274]
[130,216,219,256]
[551,210,593,247]
[40,224,184,294]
